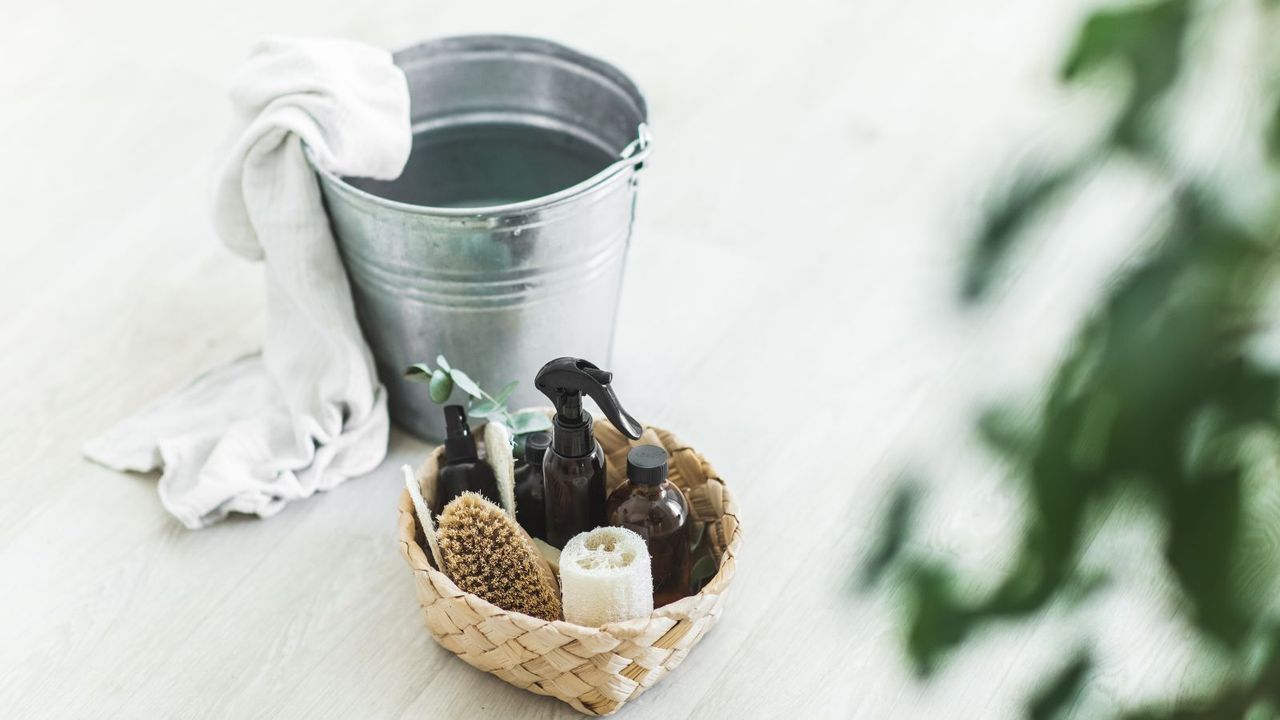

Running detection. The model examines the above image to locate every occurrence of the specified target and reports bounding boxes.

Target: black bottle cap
[524,431,551,463]
[626,445,668,485]
[442,405,477,462]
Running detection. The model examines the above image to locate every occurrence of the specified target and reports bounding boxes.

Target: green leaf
[1059,0,1190,150]
[494,380,519,405]
[449,369,484,399]
[435,354,451,372]
[859,483,918,589]
[904,563,970,676]
[428,369,453,403]
[1028,651,1091,720]
[1166,466,1249,647]
[404,363,435,382]
[510,409,552,435]
[467,398,502,418]
[962,167,1076,303]
[689,555,718,594]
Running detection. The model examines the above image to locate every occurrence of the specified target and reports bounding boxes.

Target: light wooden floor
[2,1,1226,717]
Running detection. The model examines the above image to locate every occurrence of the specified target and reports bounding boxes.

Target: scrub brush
[437,492,562,621]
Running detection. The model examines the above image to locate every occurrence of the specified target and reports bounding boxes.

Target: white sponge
[560,526,653,627]
[402,464,444,569]
[482,421,517,520]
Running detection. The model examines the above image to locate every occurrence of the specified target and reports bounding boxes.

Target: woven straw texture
[396,414,742,716]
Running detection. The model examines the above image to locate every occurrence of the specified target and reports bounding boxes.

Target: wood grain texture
[0,0,1237,718]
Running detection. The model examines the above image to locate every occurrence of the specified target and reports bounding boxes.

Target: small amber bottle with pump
[606,445,692,607]
[436,405,501,509]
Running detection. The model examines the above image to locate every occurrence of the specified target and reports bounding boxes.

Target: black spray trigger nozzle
[594,381,643,439]
[584,366,612,384]
[535,357,643,442]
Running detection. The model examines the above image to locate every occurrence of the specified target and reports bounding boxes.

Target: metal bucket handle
[615,123,652,173]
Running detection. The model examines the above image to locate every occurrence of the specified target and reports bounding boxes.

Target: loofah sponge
[402,465,444,569]
[560,526,654,627]
[436,492,562,621]
[483,421,517,520]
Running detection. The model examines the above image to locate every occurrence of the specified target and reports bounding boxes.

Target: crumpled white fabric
[83,36,412,529]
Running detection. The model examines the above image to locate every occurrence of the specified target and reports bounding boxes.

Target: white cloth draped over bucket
[83,36,412,529]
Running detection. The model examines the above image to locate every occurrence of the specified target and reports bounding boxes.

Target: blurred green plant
[866,0,1280,717]
[405,355,552,437]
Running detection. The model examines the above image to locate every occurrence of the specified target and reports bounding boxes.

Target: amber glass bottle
[606,445,691,607]
[436,405,501,509]
[513,431,550,540]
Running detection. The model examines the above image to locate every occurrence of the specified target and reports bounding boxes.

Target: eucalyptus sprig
[404,355,553,437]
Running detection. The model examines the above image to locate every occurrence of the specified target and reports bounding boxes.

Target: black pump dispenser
[534,357,642,547]
[443,406,478,461]
[436,405,501,509]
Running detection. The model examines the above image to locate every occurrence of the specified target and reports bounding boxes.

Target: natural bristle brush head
[436,492,562,622]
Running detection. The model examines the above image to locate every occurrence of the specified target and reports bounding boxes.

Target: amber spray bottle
[534,357,643,549]
[607,445,692,607]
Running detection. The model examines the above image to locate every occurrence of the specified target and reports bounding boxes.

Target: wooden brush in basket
[396,417,742,716]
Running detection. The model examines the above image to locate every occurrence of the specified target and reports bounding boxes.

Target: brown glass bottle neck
[629,481,668,495]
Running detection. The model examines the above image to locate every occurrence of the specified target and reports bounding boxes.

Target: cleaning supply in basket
[436,406,502,509]
[560,526,654,626]
[533,537,561,574]
[535,357,643,548]
[607,445,692,607]
[513,431,550,540]
[436,492,562,621]
[402,465,444,569]
[483,420,517,518]
[396,416,742,715]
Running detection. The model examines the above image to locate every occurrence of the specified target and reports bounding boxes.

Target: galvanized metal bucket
[311,35,650,440]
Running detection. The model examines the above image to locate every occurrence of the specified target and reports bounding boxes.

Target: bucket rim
[307,34,650,219]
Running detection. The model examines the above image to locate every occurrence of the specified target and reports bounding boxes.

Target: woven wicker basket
[396,414,742,716]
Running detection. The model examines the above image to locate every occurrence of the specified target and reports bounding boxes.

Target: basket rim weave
[395,417,742,715]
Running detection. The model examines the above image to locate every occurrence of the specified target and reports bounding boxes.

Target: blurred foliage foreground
[865,1,1280,718]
